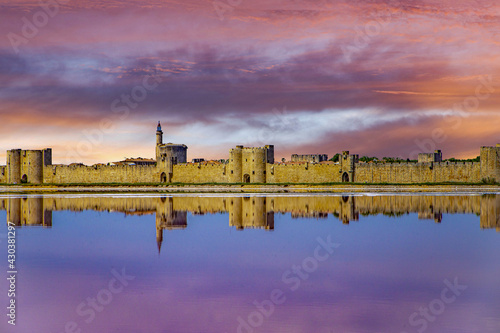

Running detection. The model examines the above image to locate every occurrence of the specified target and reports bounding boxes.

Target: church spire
[156,121,163,146]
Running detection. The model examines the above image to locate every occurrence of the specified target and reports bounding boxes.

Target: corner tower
[7,149,21,184]
[480,144,500,183]
[6,148,50,184]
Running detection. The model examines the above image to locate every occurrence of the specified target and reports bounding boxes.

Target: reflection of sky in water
[0,196,499,333]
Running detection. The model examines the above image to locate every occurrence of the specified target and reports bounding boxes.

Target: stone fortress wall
[43,164,159,184]
[354,160,482,183]
[0,122,499,185]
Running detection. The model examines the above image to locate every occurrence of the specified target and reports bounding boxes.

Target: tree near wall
[329,153,340,162]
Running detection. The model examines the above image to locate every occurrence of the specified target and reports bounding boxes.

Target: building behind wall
[418,150,443,163]
[291,154,329,163]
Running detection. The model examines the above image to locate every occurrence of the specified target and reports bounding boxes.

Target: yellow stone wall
[0,159,490,184]
[267,163,341,183]
[355,162,481,183]
[0,145,498,184]
[38,160,482,185]
[43,164,159,184]
[172,163,227,183]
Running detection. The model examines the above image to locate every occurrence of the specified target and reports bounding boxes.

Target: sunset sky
[0,0,499,164]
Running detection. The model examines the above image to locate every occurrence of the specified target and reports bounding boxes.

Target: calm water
[0,194,499,333]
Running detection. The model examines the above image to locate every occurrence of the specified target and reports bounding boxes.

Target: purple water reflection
[0,194,499,333]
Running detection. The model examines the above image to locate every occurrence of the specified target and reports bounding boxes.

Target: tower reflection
[5,197,52,227]
[156,197,187,253]
[229,197,274,230]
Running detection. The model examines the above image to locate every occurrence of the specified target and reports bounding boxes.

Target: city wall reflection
[1,195,499,252]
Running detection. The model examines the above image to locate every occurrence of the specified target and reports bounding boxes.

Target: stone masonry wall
[172,163,227,183]
[0,145,498,184]
[0,160,488,184]
[267,163,342,183]
[355,162,481,183]
[43,164,159,184]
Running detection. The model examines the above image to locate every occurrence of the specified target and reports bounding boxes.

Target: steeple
[156,121,163,146]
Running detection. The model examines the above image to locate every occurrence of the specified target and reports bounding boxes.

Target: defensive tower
[480,144,500,183]
[7,148,52,184]
[155,122,188,183]
[228,145,274,183]
[339,151,359,183]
